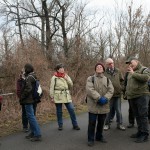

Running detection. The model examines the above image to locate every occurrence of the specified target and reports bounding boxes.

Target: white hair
[105,58,114,64]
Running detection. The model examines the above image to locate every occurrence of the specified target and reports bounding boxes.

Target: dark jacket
[20,72,36,104]
[104,68,124,97]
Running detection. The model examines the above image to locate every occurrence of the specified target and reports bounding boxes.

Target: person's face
[128,60,138,70]
[96,65,104,73]
[106,61,114,69]
[57,67,65,73]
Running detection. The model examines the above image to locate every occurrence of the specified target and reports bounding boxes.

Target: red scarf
[54,72,65,78]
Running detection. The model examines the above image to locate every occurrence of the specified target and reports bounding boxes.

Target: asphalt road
[0,100,150,150]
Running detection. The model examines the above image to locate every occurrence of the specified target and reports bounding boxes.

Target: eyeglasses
[107,62,113,65]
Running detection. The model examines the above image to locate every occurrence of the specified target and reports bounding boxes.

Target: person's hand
[127,67,134,74]
[51,97,55,103]
[64,74,68,80]
[97,96,108,105]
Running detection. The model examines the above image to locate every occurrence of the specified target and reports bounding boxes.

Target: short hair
[24,63,34,74]
[105,58,114,64]
[54,63,64,71]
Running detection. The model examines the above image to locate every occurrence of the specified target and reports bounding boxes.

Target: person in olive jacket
[20,63,42,142]
[86,63,114,146]
[125,57,150,143]
[50,63,80,131]
[103,58,126,131]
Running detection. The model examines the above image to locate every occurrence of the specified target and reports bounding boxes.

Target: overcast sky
[84,0,150,13]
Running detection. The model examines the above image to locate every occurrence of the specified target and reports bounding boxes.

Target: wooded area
[0,0,149,126]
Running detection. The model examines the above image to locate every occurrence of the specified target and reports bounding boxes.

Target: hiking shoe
[88,141,94,146]
[117,124,126,131]
[25,133,34,139]
[130,132,142,138]
[127,124,134,128]
[58,126,63,131]
[96,138,107,143]
[103,125,110,131]
[30,136,42,142]
[135,135,148,143]
[73,126,80,130]
[23,128,29,133]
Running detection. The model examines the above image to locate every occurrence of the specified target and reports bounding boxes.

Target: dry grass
[0,104,87,137]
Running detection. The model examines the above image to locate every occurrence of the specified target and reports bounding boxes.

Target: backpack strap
[54,78,57,90]
[141,67,148,74]
[27,75,36,81]
[107,77,109,87]
[91,76,94,84]
[91,75,109,87]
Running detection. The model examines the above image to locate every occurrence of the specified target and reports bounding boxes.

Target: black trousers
[88,112,106,142]
[128,99,135,124]
[148,97,150,120]
[130,95,149,135]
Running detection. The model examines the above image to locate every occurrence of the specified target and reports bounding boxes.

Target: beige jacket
[50,75,73,103]
[86,73,114,114]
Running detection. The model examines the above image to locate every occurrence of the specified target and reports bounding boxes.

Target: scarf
[54,72,65,78]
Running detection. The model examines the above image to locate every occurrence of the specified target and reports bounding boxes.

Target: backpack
[141,68,150,92]
[16,78,25,99]
[85,75,109,103]
[29,75,43,103]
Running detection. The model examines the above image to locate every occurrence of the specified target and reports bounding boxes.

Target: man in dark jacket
[20,63,42,142]
[103,58,126,131]
[125,57,150,143]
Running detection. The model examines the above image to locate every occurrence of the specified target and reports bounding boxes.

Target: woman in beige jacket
[50,63,80,131]
[86,63,114,146]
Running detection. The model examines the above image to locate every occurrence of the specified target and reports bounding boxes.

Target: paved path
[0,100,150,150]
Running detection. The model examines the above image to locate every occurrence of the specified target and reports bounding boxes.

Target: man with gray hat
[125,57,150,143]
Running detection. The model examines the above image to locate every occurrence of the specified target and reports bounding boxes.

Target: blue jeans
[55,103,78,127]
[25,104,41,136]
[130,95,149,135]
[22,103,37,129]
[88,113,106,142]
[105,97,123,125]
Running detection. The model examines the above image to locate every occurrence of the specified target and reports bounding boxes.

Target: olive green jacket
[50,75,73,103]
[126,63,150,99]
[104,68,124,97]
[86,73,114,114]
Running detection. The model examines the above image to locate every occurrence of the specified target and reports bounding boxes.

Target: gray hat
[125,57,138,64]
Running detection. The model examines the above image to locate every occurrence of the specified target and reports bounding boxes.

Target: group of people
[17,63,81,142]
[13,57,150,146]
[86,57,150,146]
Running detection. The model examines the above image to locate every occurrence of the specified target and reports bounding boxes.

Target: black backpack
[28,75,43,103]
[142,68,150,92]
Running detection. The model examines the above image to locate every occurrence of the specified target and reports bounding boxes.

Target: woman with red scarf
[50,63,80,131]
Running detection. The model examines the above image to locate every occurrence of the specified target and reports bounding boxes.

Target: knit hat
[95,63,105,71]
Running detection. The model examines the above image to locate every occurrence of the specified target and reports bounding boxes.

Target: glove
[97,96,108,105]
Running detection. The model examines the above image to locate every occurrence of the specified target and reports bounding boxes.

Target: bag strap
[54,77,57,90]
[27,75,36,81]
[141,67,148,74]
[91,75,109,87]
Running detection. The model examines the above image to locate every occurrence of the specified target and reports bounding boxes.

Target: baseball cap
[125,57,138,64]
